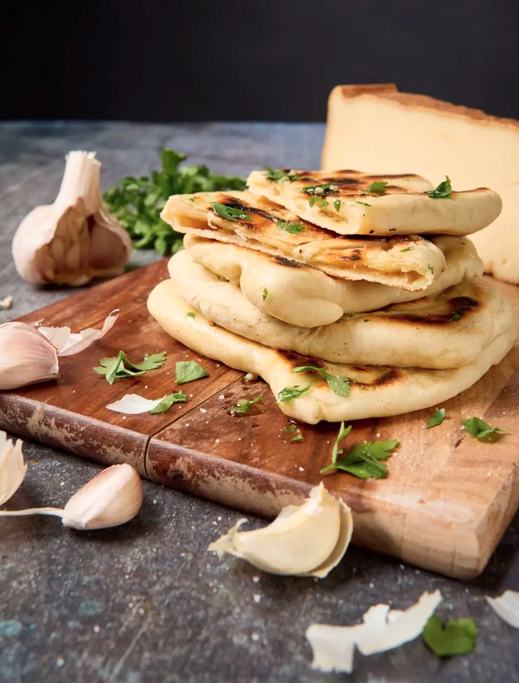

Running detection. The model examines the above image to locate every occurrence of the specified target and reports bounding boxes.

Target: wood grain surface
[1,256,518,579]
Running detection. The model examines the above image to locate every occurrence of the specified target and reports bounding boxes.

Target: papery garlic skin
[38,310,118,357]
[0,322,59,390]
[209,483,353,577]
[12,151,132,286]
[0,431,27,505]
[485,591,519,628]
[61,463,142,530]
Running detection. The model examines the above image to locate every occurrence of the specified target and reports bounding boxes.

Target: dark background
[3,0,519,122]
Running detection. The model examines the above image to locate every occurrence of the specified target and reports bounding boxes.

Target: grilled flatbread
[147,279,516,424]
[168,250,513,369]
[186,234,483,328]
[161,191,446,291]
[247,169,502,237]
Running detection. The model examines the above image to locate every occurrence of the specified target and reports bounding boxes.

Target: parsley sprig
[103,148,246,255]
[428,176,452,199]
[229,394,263,416]
[95,351,166,385]
[461,417,508,442]
[292,365,350,398]
[277,385,311,403]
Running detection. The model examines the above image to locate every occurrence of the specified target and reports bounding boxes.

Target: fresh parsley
[175,360,209,385]
[423,615,478,657]
[229,393,263,416]
[277,220,305,234]
[103,148,246,255]
[95,351,167,385]
[428,176,452,199]
[334,199,341,212]
[451,312,462,321]
[461,417,508,442]
[284,424,304,443]
[321,422,397,478]
[150,392,187,414]
[277,385,311,403]
[262,288,268,301]
[210,202,251,222]
[187,312,195,319]
[401,246,413,252]
[355,201,372,207]
[263,167,299,183]
[319,200,329,208]
[301,183,333,196]
[427,408,446,429]
[365,180,388,194]
[309,196,319,207]
[292,365,350,398]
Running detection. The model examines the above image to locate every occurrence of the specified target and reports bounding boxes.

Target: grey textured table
[1,122,518,683]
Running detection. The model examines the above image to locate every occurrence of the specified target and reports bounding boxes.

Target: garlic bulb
[0,322,59,389]
[209,483,353,577]
[0,463,143,530]
[0,431,27,505]
[12,151,132,285]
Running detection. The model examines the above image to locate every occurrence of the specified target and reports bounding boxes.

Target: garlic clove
[208,483,353,577]
[485,590,519,628]
[0,322,59,390]
[38,310,119,357]
[0,431,27,506]
[306,590,442,674]
[12,151,132,286]
[61,463,142,530]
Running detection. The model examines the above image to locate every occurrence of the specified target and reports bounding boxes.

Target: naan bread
[147,279,516,424]
[161,191,447,291]
[185,234,483,328]
[168,250,513,370]
[247,169,502,237]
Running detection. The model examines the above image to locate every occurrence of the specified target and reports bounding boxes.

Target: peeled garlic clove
[61,463,142,530]
[0,322,59,390]
[12,151,132,286]
[38,310,118,356]
[485,590,519,628]
[0,431,27,505]
[209,483,353,577]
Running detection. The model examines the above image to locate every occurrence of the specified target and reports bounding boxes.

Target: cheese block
[322,84,519,284]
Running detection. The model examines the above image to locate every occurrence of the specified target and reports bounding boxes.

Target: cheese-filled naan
[161,191,446,291]
[247,169,502,237]
[185,234,483,328]
[147,279,516,425]
[168,250,513,370]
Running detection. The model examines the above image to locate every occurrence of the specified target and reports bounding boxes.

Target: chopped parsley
[187,312,195,319]
[284,424,304,443]
[210,202,252,222]
[423,615,478,657]
[292,365,350,398]
[334,199,341,212]
[428,175,452,199]
[319,200,329,208]
[300,183,333,195]
[365,180,388,194]
[309,196,319,207]
[426,408,446,429]
[461,417,508,442]
[277,385,311,403]
[321,422,398,478]
[427,264,434,274]
[263,167,299,183]
[451,312,462,321]
[95,351,167,385]
[262,288,268,301]
[355,201,372,207]
[230,393,263,416]
[401,246,414,252]
[277,220,305,234]
[150,392,187,414]
[175,360,209,385]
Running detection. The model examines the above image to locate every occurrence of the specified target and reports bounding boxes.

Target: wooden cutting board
[1,259,519,580]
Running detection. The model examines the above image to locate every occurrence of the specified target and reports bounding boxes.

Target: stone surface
[0,122,519,683]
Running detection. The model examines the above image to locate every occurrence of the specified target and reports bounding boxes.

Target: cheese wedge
[322,84,519,283]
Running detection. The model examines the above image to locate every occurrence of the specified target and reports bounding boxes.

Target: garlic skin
[485,590,519,628]
[209,483,353,577]
[38,310,118,357]
[0,431,27,506]
[12,151,132,286]
[0,322,59,390]
[61,463,143,530]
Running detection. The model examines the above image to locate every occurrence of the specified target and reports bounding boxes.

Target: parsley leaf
[319,200,329,208]
[309,196,319,207]
[355,201,372,207]
[365,181,388,194]
[94,350,166,385]
[334,199,341,212]
[130,352,167,371]
[262,288,268,301]
[292,365,350,398]
[277,385,311,403]
[187,312,195,319]
[428,176,452,199]
[300,183,333,195]
[229,393,263,416]
[150,392,187,414]
[284,424,304,443]
[103,148,246,256]
[461,417,508,442]
[423,615,478,657]
[401,246,413,252]
[321,422,397,478]
[210,202,251,222]
[427,408,446,429]
[277,220,305,234]
[263,167,299,183]
[175,360,209,385]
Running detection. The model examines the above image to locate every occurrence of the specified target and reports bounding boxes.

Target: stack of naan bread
[148,169,516,425]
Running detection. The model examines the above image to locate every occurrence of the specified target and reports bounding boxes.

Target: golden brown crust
[332,84,519,130]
